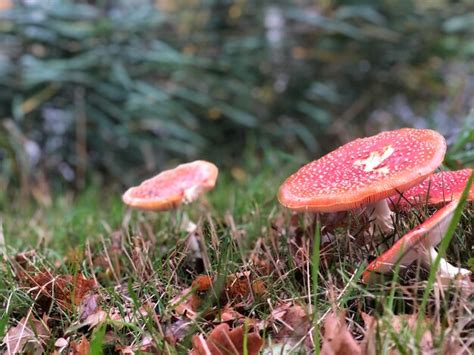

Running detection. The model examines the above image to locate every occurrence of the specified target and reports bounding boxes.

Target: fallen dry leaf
[360,312,433,355]
[251,255,272,276]
[171,287,202,318]
[225,272,266,304]
[251,280,266,297]
[70,335,90,355]
[131,236,153,279]
[29,271,71,310]
[321,311,361,355]
[79,293,101,321]
[360,312,376,355]
[172,272,266,320]
[80,309,107,329]
[165,318,192,345]
[72,273,96,306]
[271,303,311,343]
[3,316,50,354]
[171,275,214,318]
[442,333,471,355]
[103,330,121,347]
[191,323,263,355]
[25,271,96,312]
[219,305,245,322]
[54,337,68,352]
[393,315,432,354]
[193,275,214,293]
[115,333,157,353]
[14,250,36,269]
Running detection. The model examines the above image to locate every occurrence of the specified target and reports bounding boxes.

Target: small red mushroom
[122,160,218,211]
[390,169,474,210]
[278,128,447,234]
[363,200,471,283]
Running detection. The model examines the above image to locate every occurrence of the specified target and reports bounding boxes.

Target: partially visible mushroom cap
[278,128,446,213]
[362,200,470,283]
[390,169,473,209]
[122,160,218,211]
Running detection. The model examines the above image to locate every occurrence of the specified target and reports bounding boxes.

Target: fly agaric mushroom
[362,200,471,283]
[278,128,446,234]
[122,160,218,211]
[390,169,473,210]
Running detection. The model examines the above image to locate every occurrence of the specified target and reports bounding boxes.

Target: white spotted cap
[122,160,218,211]
[391,169,473,209]
[278,128,446,212]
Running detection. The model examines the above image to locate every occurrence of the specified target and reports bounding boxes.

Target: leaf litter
[1,207,472,353]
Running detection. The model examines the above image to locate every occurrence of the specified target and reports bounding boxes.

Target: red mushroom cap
[278,128,446,212]
[390,169,473,209]
[122,160,218,211]
[362,200,458,283]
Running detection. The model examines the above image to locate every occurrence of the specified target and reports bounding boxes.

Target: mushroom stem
[363,200,471,283]
[421,247,471,278]
[366,200,395,234]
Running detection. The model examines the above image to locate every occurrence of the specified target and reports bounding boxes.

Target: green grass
[0,160,473,353]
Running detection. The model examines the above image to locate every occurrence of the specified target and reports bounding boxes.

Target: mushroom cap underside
[362,199,459,283]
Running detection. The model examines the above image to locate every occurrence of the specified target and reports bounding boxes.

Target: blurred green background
[0,0,473,203]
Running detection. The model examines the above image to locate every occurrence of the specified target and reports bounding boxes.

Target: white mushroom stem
[421,247,471,278]
[417,202,471,278]
[363,200,471,283]
[366,199,395,234]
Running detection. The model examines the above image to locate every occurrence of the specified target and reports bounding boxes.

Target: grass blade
[416,172,473,341]
[312,215,321,355]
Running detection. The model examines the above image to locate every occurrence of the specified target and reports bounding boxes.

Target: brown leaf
[79,309,107,329]
[271,303,311,343]
[26,271,95,312]
[321,311,361,355]
[173,272,265,320]
[79,293,101,321]
[140,333,156,352]
[219,305,245,322]
[442,334,470,355]
[360,313,433,355]
[225,272,266,304]
[114,345,135,354]
[54,337,68,350]
[3,316,50,354]
[251,255,272,276]
[115,333,157,353]
[191,323,263,355]
[226,273,251,301]
[251,280,266,297]
[165,318,192,345]
[103,330,121,346]
[192,275,213,293]
[70,335,90,355]
[360,312,376,355]
[171,287,202,318]
[72,273,96,306]
[29,271,72,310]
[392,315,433,354]
[14,250,36,268]
[171,275,215,318]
